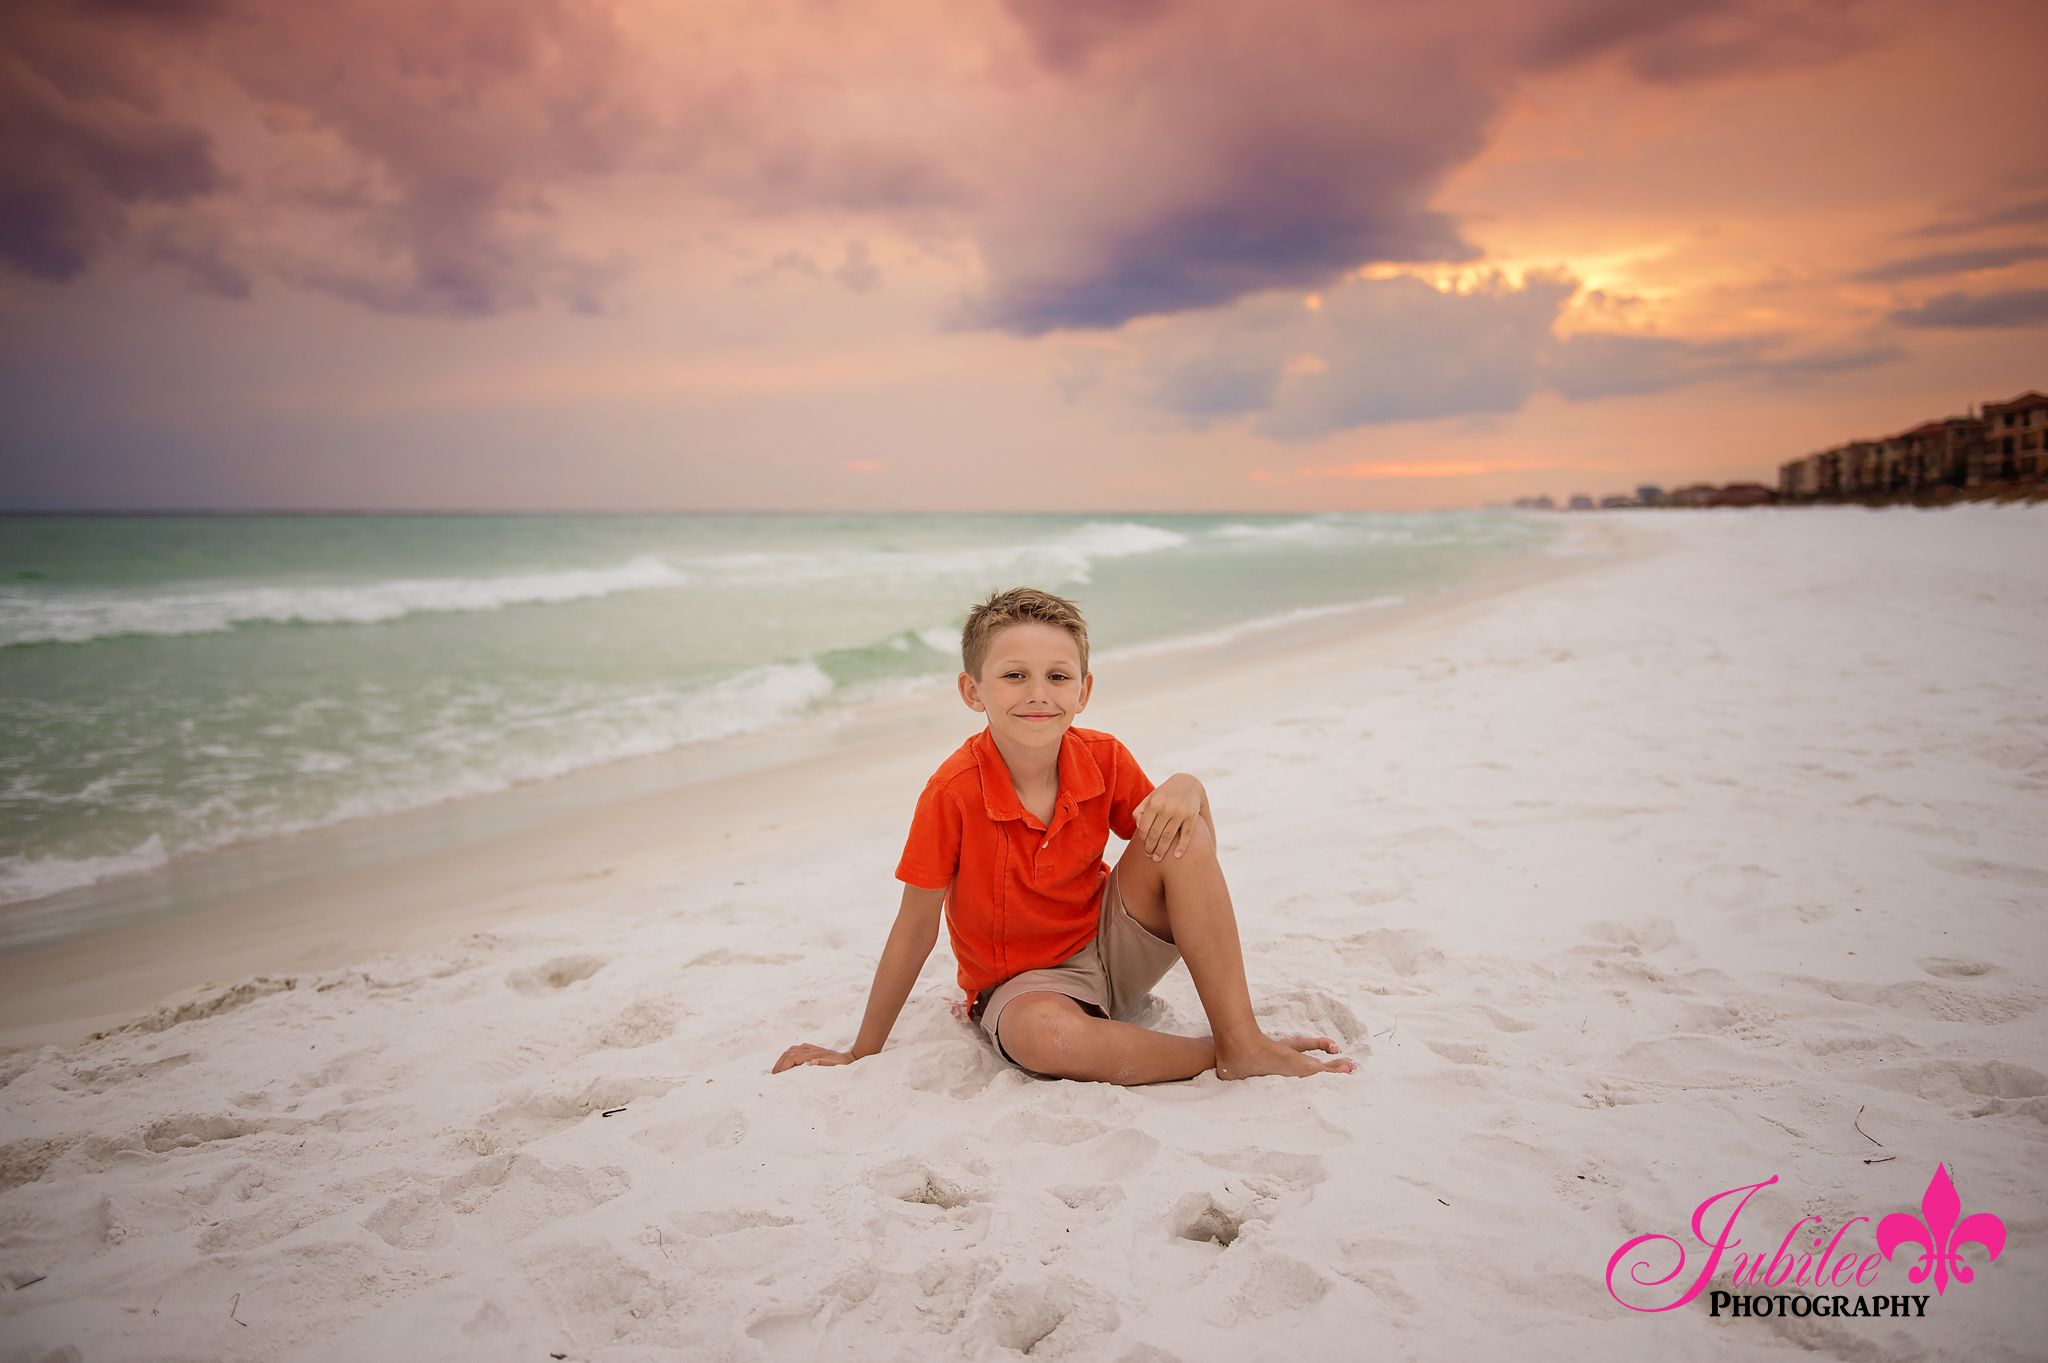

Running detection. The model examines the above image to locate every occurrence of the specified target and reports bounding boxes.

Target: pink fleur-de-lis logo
[1876,1164,2006,1295]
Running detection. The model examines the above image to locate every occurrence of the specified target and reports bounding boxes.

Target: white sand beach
[2,506,2044,1362]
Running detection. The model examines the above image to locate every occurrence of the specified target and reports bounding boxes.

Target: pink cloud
[1,0,1902,325]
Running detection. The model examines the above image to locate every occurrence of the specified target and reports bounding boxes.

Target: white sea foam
[1055,521,1191,558]
[1211,518,1337,543]
[686,521,1191,591]
[1097,596,1405,663]
[0,555,689,647]
[0,834,168,905]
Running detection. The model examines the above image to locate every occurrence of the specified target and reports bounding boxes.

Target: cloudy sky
[3,0,2044,511]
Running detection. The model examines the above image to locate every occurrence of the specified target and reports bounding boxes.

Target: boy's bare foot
[1214,1033,1355,1080]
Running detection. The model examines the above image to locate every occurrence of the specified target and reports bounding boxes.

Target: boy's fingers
[773,1043,841,1073]
[775,1045,857,1073]
[1151,815,1180,860]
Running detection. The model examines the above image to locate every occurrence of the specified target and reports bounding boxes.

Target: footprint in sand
[475,1074,682,1151]
[1425,1039,1493,1066]
[361,1153,629,1252]
[1336,928,1445,979]
[865,1154,983,1210]
[1254,988,1368,1050]
[1857,1058,2048,1109]
[1049,1182,1126,1211]
[1792,975,2043,1023]
[504,954,607,995]
[1161,1178,1332,1326]
[1173,1188,1259,1247]
[587,992,686,1050]
[962,1275,1121,1357]
[1920,956,1995,979]
[630,1108,748,1158]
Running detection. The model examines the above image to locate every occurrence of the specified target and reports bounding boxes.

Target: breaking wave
[0,555,690,647]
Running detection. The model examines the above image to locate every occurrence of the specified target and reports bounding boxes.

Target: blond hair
[961,587,1089,680]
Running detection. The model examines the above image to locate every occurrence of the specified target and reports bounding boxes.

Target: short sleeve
[1104,740,1154,842]
[895,776,964,889]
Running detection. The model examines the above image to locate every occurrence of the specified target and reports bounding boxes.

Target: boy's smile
[958,620,1092,760]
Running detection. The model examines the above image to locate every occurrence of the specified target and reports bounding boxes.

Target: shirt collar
[973,726,1105,829]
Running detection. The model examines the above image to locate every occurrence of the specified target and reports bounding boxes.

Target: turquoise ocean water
[0,512,1551,910]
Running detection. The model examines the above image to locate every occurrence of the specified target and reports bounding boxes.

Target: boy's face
[958,621,1092,755]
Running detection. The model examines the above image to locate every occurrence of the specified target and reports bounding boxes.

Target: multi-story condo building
[1977,391,2048,483]
[1779,389,2044,501]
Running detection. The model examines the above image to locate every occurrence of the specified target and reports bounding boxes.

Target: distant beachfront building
[1780,439,1882,498]
[1779,389,2044,501]
[1881,415,1986,490]
[1514,483,1769,510]
[1978,391,2048,483]
[1710,483,1775,507]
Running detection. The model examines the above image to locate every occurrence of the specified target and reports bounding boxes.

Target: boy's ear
[1076,671,1092,712]
[957,670,986,713]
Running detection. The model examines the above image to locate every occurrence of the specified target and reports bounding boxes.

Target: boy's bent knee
[1167,814,1218,866]
[997,994,1091,1075]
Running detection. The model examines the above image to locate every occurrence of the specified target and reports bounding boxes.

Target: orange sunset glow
[2,0,2043,510]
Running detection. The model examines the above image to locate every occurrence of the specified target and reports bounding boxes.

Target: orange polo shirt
[896,725,1154,997]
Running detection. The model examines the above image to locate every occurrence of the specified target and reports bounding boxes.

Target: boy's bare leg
[1113,819,1355,1079]
[997,991,1341,1085]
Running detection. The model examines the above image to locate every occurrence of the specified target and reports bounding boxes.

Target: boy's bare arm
[771,884,947,1073]
[1133,772,1214,861]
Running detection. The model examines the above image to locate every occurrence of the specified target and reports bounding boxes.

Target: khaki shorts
[973,871,1181,1074]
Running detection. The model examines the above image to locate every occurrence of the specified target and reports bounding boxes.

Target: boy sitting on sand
[773,587,1354,1085]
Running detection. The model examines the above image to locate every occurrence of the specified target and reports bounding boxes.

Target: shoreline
[0,516,1566,946]
[0,521,1634,1049]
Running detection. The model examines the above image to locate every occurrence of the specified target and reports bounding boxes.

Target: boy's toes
[1280,1035,1357,1075]
[1291,1042,1355,1074]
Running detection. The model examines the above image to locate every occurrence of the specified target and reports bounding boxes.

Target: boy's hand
[1133,773,1208,861]
[771,1043,857,1073]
